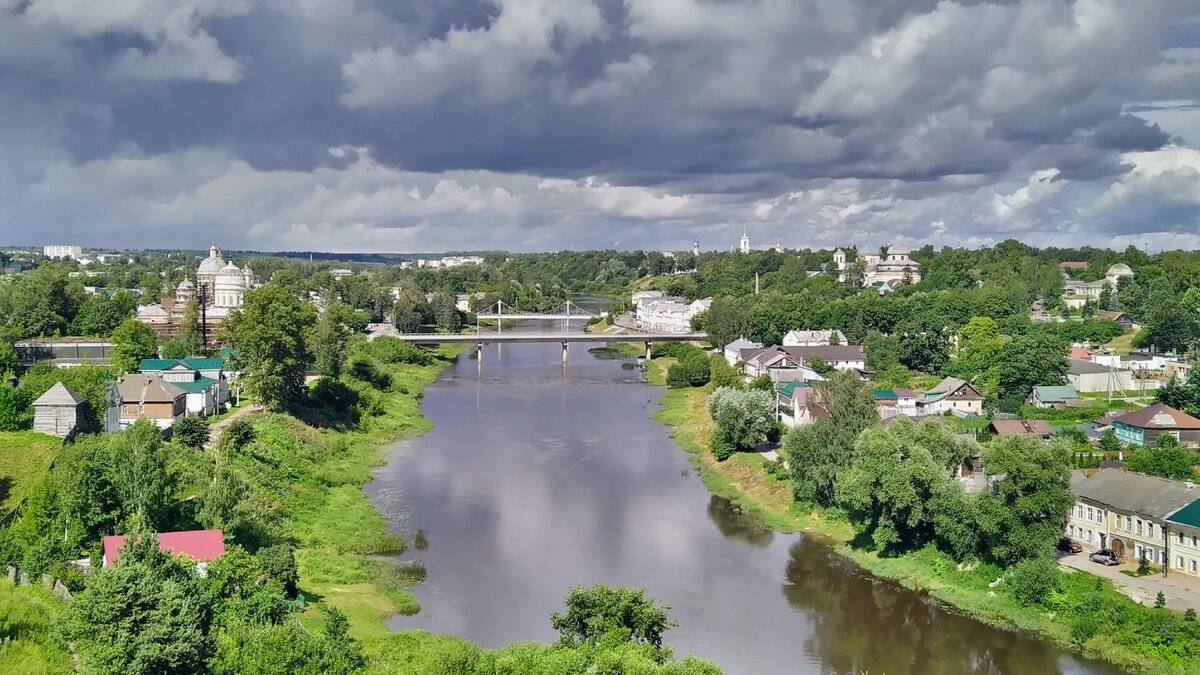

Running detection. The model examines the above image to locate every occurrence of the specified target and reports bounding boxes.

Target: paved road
[1059,551,1200,611]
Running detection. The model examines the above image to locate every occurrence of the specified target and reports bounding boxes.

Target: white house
[633,292,711,333]
[723,338,762,366]
[782,329,847,347]
[916,377,984,415]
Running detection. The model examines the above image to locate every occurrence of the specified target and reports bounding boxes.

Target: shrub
[707,387,776,451]
[1008,555,1061,606]
[1070,615,1098,645]
[363,337,433,366]
[666,353,710,388]
[171,416,210,450]
[711,433,736,461]
[346,354,391,390]
[220,418,256,452]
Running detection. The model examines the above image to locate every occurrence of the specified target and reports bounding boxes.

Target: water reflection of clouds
[374,343,1119,675]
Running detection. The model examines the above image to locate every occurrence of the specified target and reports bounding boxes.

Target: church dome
[888,241,911,256]
[198,244,225,275]
[215,262,247,290]
[177,278,195,290]
[1106,263,1134,278]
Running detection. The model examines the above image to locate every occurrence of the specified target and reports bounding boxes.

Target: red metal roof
[103,530,225,565]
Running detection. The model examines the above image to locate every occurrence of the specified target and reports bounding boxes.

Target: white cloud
[991,169,1065,222]
[568,53,653,106]
[9,0,249,83]
[341,0,607,108]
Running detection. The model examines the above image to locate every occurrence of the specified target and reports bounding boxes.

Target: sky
[2,0,1200,254]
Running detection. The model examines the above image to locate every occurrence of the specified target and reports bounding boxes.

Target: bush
[346,354,391,390]
[0,382,34,431]
[666,353,710,388]
[171,416,210,450]
[1008,555,1060,606]
[220,418,255,452]
[1070,615,1098,645]
[362,337,433,366]
[707,387,776,451]
[711,433,736,461]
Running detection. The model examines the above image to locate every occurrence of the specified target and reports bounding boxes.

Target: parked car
[1089,549,1121,566]
[1057,537,1083,553]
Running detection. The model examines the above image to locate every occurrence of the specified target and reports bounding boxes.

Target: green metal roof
[776,381,811,398]
[873,389,897,399]
[1167,498,1200,529]
[139,357,224,372]
[172,376,219,394]
[1032,385,1079,402]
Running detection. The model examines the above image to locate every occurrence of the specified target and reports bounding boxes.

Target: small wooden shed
[32,382,85,438]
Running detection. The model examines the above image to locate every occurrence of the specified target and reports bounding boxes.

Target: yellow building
[1167,500,1200,578]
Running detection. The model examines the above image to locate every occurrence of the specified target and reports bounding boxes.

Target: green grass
[205,396,256,423]
[0,580,73,674]
[0,431,61,516]
[238,344,469,645]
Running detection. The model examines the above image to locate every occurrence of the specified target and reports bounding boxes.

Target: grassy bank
[0,579,72,674]
[0,431,61,516]
[643,356,1183,674]
[254,344,466,645]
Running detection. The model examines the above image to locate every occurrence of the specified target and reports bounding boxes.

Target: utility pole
[198,282,210,355]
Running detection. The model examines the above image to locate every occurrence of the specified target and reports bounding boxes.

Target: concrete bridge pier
[561,341,569,364]
[644,341,652,360]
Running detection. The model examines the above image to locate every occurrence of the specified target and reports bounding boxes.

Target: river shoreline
[639,355,1159,674]
[291,343,470,642]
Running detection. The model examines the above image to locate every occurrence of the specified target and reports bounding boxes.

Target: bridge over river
[391,331,708,361]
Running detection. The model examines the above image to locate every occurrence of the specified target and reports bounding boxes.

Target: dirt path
[207,403,263,447]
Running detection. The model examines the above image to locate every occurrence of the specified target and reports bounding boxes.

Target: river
[366,337,1125,675]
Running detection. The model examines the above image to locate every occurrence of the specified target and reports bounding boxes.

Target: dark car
[1089,549,1121,565]
[1057,537,1083,553]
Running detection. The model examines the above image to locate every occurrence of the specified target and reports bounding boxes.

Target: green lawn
[0,432,62,516]
[0,580,72,674]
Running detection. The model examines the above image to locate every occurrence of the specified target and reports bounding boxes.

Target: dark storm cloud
[0,0,1198,252]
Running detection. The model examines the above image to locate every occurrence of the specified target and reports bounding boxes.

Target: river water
[366,338,1124,675]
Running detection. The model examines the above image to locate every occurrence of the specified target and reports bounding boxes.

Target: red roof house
[102,529,226,568]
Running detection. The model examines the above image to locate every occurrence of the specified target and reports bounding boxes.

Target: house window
[1096,510,1103,524]
[1180,532,1185,545]
[1148,523,1154,538]
[121,405,129,414]
[137,404,144,414]
[1192,560,1197,574]
[1087,507,1093,521]
[1137,520,1143,536]
[1179,557,1185,569]
[1193,536,1197,548]
[1126,516,1132,531]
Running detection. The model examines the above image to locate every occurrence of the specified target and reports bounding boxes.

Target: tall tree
[1136,300,1199,353]
[1125,435,1197,480]
[994,332,1068,412]
[71,291,136,336]
[392,289,429,333]
[111,420,171,529]
[61,533,213,674]
[221,284,316,411]
[975,436,1074,564]
[785,371,880,506]
[111,318,160,373]
[835,419,976,554]
[707,387,776,451]
[310,304,349,378]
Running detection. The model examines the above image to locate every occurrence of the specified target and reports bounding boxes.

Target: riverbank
[641,357,1191,675]
[276,343,468,645]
